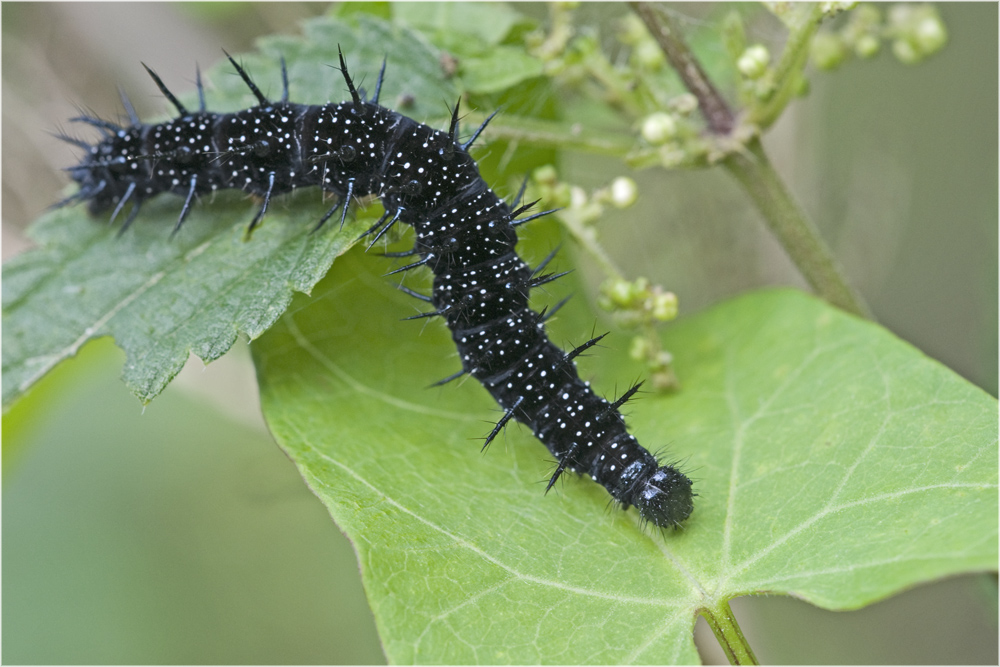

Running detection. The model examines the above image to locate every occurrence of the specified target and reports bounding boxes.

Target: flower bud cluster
[601,277,680,392]
[811,3,947,71]
[533,165,639,226]
[600,277,678,327]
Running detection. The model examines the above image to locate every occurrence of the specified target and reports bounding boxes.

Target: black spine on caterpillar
[61,50,695,529]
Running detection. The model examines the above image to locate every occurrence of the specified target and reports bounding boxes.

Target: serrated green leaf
[2,200,363,407]
[394,2,531,53]
[2,15,462,409]
[253,251,997,664]
[459,46,545,95]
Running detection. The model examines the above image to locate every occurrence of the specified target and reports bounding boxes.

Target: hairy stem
[701,600,759,665]
[724,139,870,318]
[466,113,634,157]
[630,2,735,134]
[558,213,626,282]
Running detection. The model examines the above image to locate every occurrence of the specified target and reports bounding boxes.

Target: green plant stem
[464,113,633,157]
[558,213,625,282]
[701,600,759,665]
[751,3,825,128]
[724,138,871,318]
[631,2,870,319]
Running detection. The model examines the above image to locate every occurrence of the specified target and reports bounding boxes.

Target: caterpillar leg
[108,182,137,226]
[248,171,276,232]
[483,396,524,451]
[172,174,199,237]
[545,442,580,493]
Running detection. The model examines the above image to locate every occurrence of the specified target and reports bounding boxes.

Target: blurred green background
[3,2,996,664]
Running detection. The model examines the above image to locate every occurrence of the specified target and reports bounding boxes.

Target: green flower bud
[811,32,848,70]
[603,279,634,308]
[914,15,947,54]
[634,40,666,70]
[658,146,688,169]
[616,14,647,46]
[887,4,947,62]
[629,336,650,362]
[737,44,770,79]
[631,277,650,300]
[654,350,674,371]
[892,38,920,65]
[853,3,882,29]
[533,164,559,186]
[550,182,573,208]
[820,1,858,17]
[651,350,679,391]
[669,93,699,116]
[792,73,811,97]
[887,4,915,29]
[651,291,678,321]
[641,112,678,144]
[854,33,881,59]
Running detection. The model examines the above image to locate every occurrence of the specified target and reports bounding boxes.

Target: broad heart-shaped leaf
[253,250,997,665]
[2,14,471,409]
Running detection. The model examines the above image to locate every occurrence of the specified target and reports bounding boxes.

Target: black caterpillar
[59,50,695,529]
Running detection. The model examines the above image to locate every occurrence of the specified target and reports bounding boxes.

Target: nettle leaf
[2,201,363,407]
[254,251,997,664]
[2,15,461,408]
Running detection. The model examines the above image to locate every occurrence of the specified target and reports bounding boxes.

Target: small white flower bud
[609,177,638,208]
[915,16,947,54]
[737,44,770,79]
[641,112,678,144]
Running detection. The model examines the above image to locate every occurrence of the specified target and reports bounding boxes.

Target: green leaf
[1,15,461,409]
[386,4,545,95]
[459,46,545,95]
[394,2,531,52]
[253,251,997,664]
[2,201,362,407]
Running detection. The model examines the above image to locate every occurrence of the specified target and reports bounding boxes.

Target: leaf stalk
[700,600,759,665]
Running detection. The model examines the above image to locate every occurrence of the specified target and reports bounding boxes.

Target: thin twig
[630,2,735,134]
[701,600,760,665]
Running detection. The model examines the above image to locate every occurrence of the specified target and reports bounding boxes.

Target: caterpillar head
[633,465,694,529]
